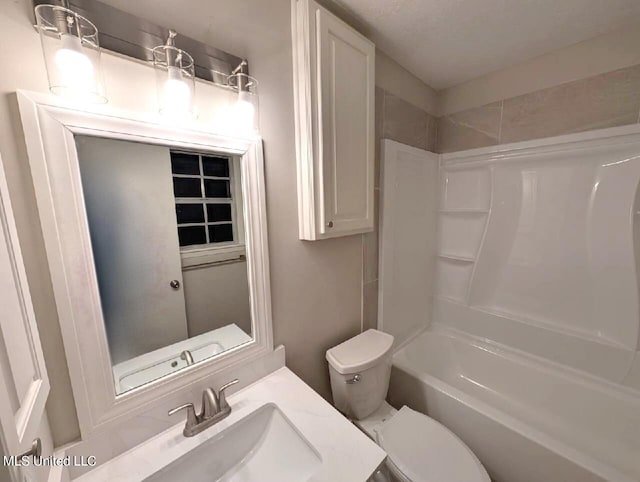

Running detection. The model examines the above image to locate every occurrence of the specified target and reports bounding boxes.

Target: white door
[75,137,188,364]
[317,5,375,237]
[0,153,49,476]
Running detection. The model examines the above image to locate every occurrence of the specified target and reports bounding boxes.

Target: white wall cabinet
[293,0,375,240]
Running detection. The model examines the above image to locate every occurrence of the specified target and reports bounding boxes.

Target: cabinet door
[317,8,375,237]
[0,154,49,459]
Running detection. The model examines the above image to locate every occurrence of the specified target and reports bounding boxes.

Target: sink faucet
[180,350,194,365]
[168,379,239,437]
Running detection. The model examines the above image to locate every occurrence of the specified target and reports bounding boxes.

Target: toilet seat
[377,406,490,482]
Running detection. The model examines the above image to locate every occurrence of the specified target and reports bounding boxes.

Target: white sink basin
[144,403,322,482]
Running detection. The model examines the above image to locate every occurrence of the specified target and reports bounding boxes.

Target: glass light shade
[152,45,195,119]
[35,4,107,103]
[228,73,260,137]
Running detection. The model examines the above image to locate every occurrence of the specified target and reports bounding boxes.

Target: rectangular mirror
[19,91,273,436]
[74,136,254,394]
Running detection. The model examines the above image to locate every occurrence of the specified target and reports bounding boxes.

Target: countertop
[75,367,386,481]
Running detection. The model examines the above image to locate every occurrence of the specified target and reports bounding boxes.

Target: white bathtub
[388,328,640,482]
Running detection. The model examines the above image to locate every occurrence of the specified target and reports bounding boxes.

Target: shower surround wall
[430,62,640,392]
[436,126,640,391]
[365,63,640,335]
[362,87,438,331]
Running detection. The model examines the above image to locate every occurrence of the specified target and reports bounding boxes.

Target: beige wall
[437,63,640,153]
[439,22,640,116]
[0,0,435,448]
[183,261,252,337]
[0,0,79,449]
[376,50,440,115]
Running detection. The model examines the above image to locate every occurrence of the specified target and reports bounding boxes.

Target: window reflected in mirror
[75,136,253,395]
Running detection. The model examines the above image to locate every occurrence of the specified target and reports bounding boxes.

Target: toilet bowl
[326,329,490,482]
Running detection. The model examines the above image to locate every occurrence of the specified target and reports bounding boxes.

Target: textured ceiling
[331,0,640,89]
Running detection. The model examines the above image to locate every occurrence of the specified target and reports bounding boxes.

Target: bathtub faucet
[180,350,194,365]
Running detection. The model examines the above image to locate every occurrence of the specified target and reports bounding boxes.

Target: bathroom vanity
[58,367,385,482]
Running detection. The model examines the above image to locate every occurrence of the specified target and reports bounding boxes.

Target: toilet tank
[326,329,394,419]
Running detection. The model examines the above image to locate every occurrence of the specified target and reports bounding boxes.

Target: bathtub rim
[405,324,640,401]
[391,327,639,482]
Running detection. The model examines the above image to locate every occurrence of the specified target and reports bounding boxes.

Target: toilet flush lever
[346,374,361,384]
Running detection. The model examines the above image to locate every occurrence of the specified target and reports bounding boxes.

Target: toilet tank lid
[326,329,394,374]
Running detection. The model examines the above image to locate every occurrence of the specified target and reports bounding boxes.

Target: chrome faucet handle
[216,379,239,411]
[168,403,198,433]
[201,387,219,419]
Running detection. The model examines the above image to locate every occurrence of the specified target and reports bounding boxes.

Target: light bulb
[55,34,94,94]
[233,90,256,135]
[160,66,191,117]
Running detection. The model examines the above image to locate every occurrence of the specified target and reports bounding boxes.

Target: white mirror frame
[17,90,273,438]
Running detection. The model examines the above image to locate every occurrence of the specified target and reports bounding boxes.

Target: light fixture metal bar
[32,0,248,87]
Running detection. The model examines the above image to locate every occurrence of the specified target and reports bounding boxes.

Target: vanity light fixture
[228,60,260,136]
[152,30,195,119]
[35,2,107,103]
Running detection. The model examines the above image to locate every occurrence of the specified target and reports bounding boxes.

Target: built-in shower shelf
[437,253,476,263]
[434,294,468,305]
[438,209,489,214]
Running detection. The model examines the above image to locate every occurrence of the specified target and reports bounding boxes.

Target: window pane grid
[171,150,235,248]
[173,222,233,227]
[200,154,209,243]
[172,174,230,180]
[174,198,232,204]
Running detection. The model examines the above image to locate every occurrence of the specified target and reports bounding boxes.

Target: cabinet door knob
[170,280,181,289]
[326,221,334,228]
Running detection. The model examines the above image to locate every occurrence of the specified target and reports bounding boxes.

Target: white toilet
[326,329,490,482]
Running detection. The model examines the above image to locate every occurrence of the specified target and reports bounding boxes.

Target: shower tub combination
[389,328,640,482]
[378,128,640,482]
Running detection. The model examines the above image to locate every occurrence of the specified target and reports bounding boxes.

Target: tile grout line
[382,88,387,140]
[424,115,428,149]
[360,235,365,333]
[497,99,505,144]
[363,87,386,331]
